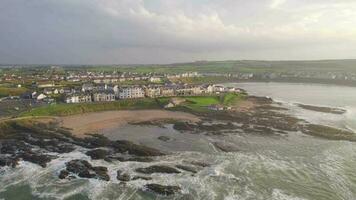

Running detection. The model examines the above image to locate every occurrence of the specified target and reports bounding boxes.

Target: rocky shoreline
[296,103,346,114]
[1,95,355,197]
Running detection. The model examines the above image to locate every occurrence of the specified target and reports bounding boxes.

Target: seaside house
[118,86,145,99]
[93,92,115,102]
[65,94,92,103]
[145,86,161,98]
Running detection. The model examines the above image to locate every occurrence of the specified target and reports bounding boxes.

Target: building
[161,87,175,97]
[118,86,145,99]
[37,94,47,101]
[145,86,161,98]
[149,77,162,83]
[93,92,115,102]
[65,94,92,103]
[82,83,94,92]
[175,85,203,96]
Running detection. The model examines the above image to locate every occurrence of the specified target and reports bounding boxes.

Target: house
[118,86,144,99]
[149,77,162,83]
[82,83,94,92]
[37,94,47,101]
[161,87,175,97]
[145,86,161,98]
[66,94,92,103]
[93,92,115,102]
[43,88,53,95]
[175,85,202,96]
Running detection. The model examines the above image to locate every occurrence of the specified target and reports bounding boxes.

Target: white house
[118,87,145,99]
[37,94,47,101]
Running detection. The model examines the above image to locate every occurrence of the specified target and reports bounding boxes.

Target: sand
[58,110,200,137]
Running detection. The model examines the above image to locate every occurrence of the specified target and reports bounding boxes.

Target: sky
[1,0,356,64]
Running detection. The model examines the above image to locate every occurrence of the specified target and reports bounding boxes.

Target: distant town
[1,60,356,117]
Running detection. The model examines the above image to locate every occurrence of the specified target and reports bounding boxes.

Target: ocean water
[1,82,356,200]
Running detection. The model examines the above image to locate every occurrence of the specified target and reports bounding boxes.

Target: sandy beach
[58,110,200,137]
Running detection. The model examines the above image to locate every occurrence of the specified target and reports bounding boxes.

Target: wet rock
[173,122,195,132]
[0,140,31,154]
[92,166,110,181]
[0,156,19,168]
[213,142,240,152]
[111,140,164,157]
[117,170,130,182]
[144,184,181,196]
[175,165,198,173]
[190,161,210,168]
[85,149,109,160]
[81,134,112,148]
[132,176,152,181]
[117,156,154,162]
[136,165,181,174]
[59,170,69,179]
[158,136,170,142]
[302,124,356,141]
[297,104,346,114]
[20,152,55,168]
[65,159,110,181]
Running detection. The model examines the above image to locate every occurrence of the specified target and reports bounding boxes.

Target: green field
[20,98,164,117]
[19,93,245,117]
[168,93,246,112]
[57,59,356,74]
[0,86,28,98]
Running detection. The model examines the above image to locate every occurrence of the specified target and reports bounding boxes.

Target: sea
[1,82,356,200]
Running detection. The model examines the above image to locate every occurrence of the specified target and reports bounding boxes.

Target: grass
[221,93,245,106]
[19,93,246,117]
[20,98,162,117]
[0,87,28,98]
[168,93,246,112]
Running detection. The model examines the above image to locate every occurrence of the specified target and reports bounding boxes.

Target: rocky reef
[297,103,346,114]
[1,95,355,197]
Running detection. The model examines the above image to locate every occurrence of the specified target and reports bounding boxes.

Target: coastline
[58,110,200,137]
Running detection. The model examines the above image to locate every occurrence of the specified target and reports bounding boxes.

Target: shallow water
[1,82,356,200]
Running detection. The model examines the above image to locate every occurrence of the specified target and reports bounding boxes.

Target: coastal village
[0,70,243,116]
[24,81,240,106]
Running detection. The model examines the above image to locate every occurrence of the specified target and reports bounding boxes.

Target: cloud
[0,0,355,64]
[269,0,286,9]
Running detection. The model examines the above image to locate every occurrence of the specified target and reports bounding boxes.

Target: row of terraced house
[65,84,241,103]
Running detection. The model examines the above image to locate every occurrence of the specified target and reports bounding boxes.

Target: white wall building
[118,87,145,99]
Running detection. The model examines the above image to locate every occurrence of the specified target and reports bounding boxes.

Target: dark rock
[136,165,180,174]
[144,184,181,196]
[20,152,55,168]
[86,149,109,160]
[92,166,110,181]
[65,159,110,181]
[0,156,19,168]
[111,140,164,157]
[173,122,195,132]
[59,170,69,179]
[158,136,170,142]
[132,176,152,181]
[125,157,154,162]
[302,124,356,141]
[212,142,240,152]
[175,165,198,173]
[0,140,31,154]
[297,104,346,114]
[79,134,112,148]
[116,170,130,181]
[190,161,210,167]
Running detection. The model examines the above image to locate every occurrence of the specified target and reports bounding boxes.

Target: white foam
[272,189,307,200]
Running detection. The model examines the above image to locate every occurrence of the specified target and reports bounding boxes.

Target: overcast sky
[1,0,356,64]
